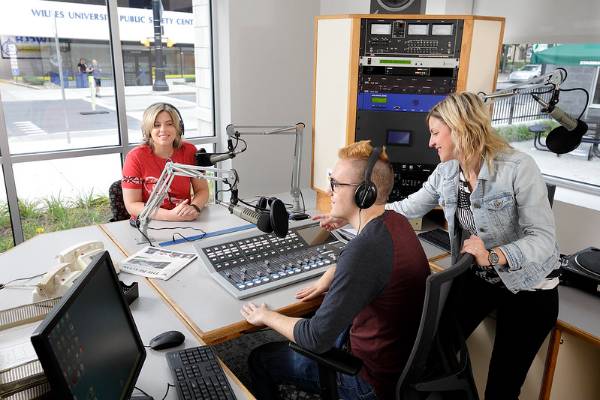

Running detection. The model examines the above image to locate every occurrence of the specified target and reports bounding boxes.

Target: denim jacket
[385,150,560,293]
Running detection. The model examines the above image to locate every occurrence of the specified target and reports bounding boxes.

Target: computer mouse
[149,330,185,350]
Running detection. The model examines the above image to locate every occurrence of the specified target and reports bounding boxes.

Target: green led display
[380,59,411,65]
[371,96,387,104]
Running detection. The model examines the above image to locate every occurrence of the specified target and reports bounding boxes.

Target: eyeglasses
[329,177,360,193]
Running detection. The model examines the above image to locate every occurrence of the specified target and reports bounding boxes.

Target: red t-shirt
[122,142,197,214]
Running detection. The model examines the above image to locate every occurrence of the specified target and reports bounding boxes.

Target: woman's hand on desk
[312,214,346,231]
[295,267,335,301]
[168,199,200,221]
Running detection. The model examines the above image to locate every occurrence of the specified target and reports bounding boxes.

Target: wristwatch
[191,204,202,213]
[487,249,500,268]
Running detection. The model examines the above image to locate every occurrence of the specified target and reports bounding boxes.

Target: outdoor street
[0,80,208,202]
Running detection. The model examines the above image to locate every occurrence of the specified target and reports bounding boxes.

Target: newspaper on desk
[119,246,197,280]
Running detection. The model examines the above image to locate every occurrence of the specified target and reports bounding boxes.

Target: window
[0,168,14,252]
[0,0,216,251]
[495,43,600,194]
[592,68,600,106]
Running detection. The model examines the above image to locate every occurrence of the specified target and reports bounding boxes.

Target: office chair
[289,253,477,400]
[108,180,130,222]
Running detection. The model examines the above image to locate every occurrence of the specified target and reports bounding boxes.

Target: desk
[100,202,450,344]
[0,226,252,399]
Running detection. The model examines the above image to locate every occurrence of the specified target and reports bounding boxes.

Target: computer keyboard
[418,228,451,252]
[167,346,236,400]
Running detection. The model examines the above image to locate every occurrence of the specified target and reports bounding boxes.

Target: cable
[299,190,307,213]
[133,386,151,398]
[161,383,175,400]
[149,226,205,232]
[136,225,155,247]
[357,209,362,235]
[559,87,590,120]
[171,231,206,243]
[0,272,46,291]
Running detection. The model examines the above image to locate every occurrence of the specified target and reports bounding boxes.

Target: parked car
[509,64,543,82]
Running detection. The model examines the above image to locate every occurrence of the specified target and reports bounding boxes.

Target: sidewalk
[0,80,208,203]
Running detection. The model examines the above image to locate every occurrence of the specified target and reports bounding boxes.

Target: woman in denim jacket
[316,92,559,399]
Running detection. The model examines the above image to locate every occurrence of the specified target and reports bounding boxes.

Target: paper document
[0,340,37,372]
[119,246,197,280]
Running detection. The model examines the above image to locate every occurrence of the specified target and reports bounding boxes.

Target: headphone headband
[354,146,382,209]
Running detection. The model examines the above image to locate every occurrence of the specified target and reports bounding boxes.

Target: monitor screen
[31,251,145,399]
[387,130,412,146]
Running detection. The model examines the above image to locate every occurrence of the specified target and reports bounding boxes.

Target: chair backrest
[546,183,556,208]
[109,180,130,222]
[396,253,474,395]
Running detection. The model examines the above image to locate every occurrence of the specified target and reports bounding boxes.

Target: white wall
[474,0,600,43]
[320,0,369,15]
[320,0,600,43]
[215,0,320,198]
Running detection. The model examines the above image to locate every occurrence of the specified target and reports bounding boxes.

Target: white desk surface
[0,225,252,399]
[100,199,451,343]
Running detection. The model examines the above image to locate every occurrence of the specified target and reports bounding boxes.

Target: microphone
[533,95,588,154]
[195,151,236,167]
[228,199,289,238]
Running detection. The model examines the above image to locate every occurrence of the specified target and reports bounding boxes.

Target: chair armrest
[288,342,363,376]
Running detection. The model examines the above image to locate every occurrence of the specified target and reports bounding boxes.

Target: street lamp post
[152,0,169,91]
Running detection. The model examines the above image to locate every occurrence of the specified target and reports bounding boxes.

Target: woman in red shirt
[122,103,209,221]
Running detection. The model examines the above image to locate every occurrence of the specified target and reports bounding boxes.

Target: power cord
[161,383,175,400]
[0,272,45,291]
[133,383,175,400]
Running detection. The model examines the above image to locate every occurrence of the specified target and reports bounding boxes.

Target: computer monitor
[31,251,146,399]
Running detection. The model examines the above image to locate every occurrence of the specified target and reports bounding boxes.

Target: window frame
[0,0,218,246]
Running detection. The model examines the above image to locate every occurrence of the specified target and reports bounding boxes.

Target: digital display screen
[371,96,387,104]
[387,130,412,146]
[296,224,335,246]
[371,24,392,35]
[408,24,428,36]
[432,24,453,35]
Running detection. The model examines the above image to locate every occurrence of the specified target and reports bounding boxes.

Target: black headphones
[354,147,382,209]
[254,196,289,238]
[148,102,184,135]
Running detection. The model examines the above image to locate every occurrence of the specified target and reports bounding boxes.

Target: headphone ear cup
[354,183,377,209]
[256,197,269,211]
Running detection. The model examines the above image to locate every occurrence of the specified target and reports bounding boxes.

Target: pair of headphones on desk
[254,197,289,238]
[354,146,382,209]
[148,102,185,135]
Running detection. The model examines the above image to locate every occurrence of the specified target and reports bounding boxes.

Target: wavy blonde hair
[338,140,394,205]
[427,92,512,173]
[141,103,183,150]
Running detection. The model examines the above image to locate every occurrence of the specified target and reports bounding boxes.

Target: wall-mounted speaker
[370,0,426,14]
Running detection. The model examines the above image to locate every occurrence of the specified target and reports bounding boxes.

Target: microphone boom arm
[480,69,566,102]
[225,123,306,217]
[137,162,239,236]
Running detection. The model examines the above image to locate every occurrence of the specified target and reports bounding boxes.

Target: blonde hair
[427,92,512,173]
[338,140,394,205]
[141,103,183,150]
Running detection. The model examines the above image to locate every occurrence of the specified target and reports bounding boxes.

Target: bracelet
[190,204,202,213]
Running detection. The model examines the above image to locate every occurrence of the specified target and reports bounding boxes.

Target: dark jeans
[449,271,559,400]
[248,332,377,400]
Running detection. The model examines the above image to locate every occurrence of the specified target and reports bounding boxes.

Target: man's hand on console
[295,266,335,302]
[241,302,272,327]
[312,214,346,231]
